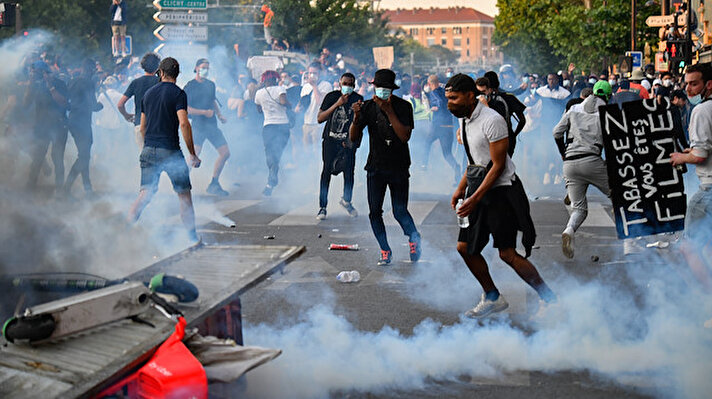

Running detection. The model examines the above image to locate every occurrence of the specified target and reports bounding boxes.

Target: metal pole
[685,0,692,66]
[631,0,637,51]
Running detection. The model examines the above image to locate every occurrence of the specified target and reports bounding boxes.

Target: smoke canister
[329,244,359,251]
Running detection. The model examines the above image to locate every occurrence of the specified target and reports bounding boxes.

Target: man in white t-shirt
[445,74,556,319]
[299,62,333,156]
[254,70,290,196]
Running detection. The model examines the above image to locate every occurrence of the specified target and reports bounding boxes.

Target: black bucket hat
[370,69,399,89]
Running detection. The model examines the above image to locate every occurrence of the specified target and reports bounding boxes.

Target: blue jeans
[366,169,420,251]
[262,124,290,188]
[684,184,712,243]
[139,146,192,193]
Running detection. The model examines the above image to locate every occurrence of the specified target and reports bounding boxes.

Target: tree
[494,0,662,75]
[268,0,392,64]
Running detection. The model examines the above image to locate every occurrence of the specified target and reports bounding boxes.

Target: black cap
[370,69,399,89]
[194,58,209,72]
[445,73,479,94]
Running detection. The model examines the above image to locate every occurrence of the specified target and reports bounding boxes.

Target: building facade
[382,7,502,65]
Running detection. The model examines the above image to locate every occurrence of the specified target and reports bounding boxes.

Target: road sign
[626,51,643,69]
[111,35,133,57]
[645,13,686,27]
[153,10,207,24]
[153,0,207,10]
[154,43,209,62]
[154,24,208,41]
[655,52,669,72]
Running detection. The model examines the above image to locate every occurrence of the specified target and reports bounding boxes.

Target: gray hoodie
[553,95,606,159]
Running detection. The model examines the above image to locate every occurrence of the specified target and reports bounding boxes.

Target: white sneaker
[465,293,509,318]
[562,227,574,259]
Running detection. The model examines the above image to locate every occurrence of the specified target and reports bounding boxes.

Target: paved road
[167,163,677,399]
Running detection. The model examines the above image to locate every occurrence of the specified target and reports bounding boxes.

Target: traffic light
[0,3,16,27]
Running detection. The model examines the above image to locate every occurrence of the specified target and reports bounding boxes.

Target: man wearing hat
[628,69,651,100]
[349,68,422,266]
[446,73,556,318]
[184,58,231,196]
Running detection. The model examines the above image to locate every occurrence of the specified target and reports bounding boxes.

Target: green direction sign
[153,0,207,10]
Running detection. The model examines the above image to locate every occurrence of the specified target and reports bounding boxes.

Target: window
[427,27,435,35]
[453,27,462,34]
[427,38,435,46]
[441,27,447,34]
[453,38,461,46]
[409,28,419,35]
[454,50,461,58]
[467,37,470,45]
[441,38,447,46]
[466,49,470,57]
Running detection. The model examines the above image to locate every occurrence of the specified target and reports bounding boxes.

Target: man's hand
[456,195,479,217]
[431,106,439,112]
[568,62,576,74]
[188,154,202,168]
[217,113,227,124]
[204,109,214,118]
[373,96,393,114]
[124,113,135,123]
[670,148,700,166]
[351,99,363,115]
[456,127,462,145]
[477,94,488,106]
[451,186,466,210]
[335,94,348,108]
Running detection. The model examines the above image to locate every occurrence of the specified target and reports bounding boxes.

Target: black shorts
[193,122,227,149]
[458,185,518,255]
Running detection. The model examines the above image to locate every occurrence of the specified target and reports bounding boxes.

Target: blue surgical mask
[530,88,536,95]
[446,72,453,78]
[375,88,392,100]
[341,86,354,95]
[588,78,597,85]
[688,93,702,105]
[608,79,617,86]
[198,68,209,78]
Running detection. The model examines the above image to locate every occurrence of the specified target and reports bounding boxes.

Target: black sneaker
[339,199,358,217]
[409,237,422,262]
[316,207,327,220]
[377,249,392,266]
[207,181,229,196]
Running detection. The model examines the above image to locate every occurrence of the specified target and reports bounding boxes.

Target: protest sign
[372,46,394,70]
[600,98,687,239]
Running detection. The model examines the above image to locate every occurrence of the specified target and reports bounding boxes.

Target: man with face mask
[350,69,422,266]
[184,58,230,196]
[671,62,712,327]
[315,72,363,220]
[552,81,612,258]
[445,74,555,318]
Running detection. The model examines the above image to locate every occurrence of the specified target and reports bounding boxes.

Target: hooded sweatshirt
[552,95,606,159]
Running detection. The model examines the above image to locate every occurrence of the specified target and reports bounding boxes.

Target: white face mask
[662,79,673,87]
[562,79,570,87]
[588,78,597,85]
[423,86,431,94]
[198,68,209,78]
[608,79,617,86]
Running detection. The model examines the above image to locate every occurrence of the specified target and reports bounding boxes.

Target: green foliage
[268,0,393,64]
[494,0,660,75]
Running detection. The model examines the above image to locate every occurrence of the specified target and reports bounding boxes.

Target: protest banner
[600,98,687,239]
[372,46,394,70]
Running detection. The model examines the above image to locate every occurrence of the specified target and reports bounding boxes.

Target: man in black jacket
[350,69,422,266]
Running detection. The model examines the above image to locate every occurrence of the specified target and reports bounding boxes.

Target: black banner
[600,99,686,239]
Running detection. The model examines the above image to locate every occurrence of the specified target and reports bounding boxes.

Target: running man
[128,57,201,242]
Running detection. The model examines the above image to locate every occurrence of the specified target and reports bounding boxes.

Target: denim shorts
[139,146,192,193]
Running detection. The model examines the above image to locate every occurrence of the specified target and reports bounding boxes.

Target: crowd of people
[2,43,711,321]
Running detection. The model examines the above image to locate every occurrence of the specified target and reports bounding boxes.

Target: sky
[377,0,499,17]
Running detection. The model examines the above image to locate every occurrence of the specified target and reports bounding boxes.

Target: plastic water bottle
[456,199,470,228]
[336,271,361,283]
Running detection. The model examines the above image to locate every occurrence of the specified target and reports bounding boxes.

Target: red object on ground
[329,243,359,251]
[99,317,207,399]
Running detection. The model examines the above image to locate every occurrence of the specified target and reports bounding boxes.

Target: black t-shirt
[141,82,188,150]
[353,96,414,172]
[124,75,159,126]
[320,91,363,141]
[184,78,217,126]
[68,75,97,123]
[426,86,454,127]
